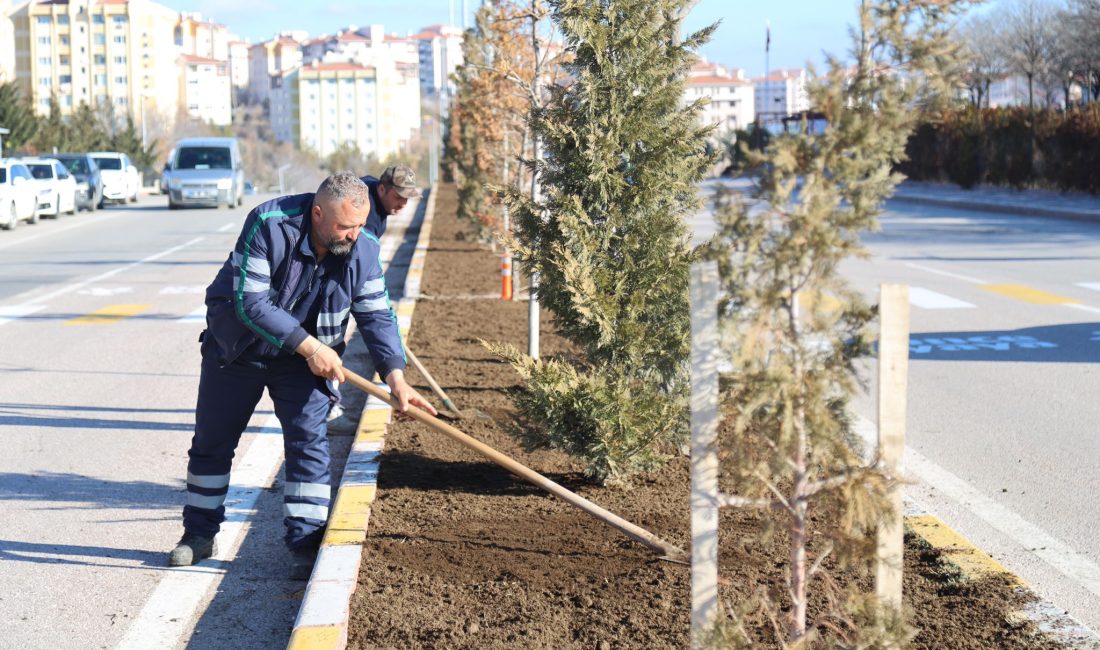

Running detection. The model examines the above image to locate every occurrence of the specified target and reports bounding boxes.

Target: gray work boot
[169,533,217,567]
[289,546,319,581]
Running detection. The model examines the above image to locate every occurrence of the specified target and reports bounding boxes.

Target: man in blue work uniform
[327,164,421,434]
[169,172,436,579]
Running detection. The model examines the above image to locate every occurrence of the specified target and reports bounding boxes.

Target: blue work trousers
[182,350,334,550]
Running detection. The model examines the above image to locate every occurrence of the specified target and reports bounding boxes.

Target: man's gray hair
[316,171,369,208]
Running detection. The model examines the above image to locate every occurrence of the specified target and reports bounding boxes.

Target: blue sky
[168,0,989,78]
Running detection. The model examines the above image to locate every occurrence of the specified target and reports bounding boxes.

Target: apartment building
[274,62,380,158]
[179,54,231,126]
[413,24,463,97]
[227,40,249,96]
[1,0,15,82]
[752,68,810,124]
[249,33,303,106]
[686,61,755,134]
[10,0,179,127]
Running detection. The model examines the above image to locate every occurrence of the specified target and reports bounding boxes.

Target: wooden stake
[343,368,687,561]
[690,262,721,647]
[875,284,910,608]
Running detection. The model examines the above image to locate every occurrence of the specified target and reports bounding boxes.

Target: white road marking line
[1075,282,1100,293]
[176,306,206,323]
[0,305,46,325]
[20,237,205,306]
[0,210,129,252]
[218,222,237,233]
[1066,303,1100,316]
[116,416,284,650]
[855,415,1100,601]
[77,286,134,297]
[903,262,986,285]
[160,286,207,295]
[908,287,975,310]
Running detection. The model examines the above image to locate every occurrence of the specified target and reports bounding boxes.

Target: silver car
[165,137,245,210]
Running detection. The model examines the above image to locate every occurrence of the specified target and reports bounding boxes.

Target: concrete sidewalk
[892,180,1100,222]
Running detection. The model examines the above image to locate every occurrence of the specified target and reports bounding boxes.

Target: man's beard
[325,237,354,256]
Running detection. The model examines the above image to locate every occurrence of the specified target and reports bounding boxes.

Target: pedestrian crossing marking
[908,287,975,310]
[64,303,151,325]
[980,284,1080,305]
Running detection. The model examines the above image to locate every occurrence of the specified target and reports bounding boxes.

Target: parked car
[164,137,245,210]
[90,151,140,205]
[0,158,40,230]
[23,157,77,218]
[55,153,104,211]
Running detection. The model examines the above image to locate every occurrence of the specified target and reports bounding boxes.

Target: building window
[60,55,69,65]
[38,56,51,66]
[114,56,126,64]
[62,95,73,107]
[39,77,52,87]
[113,15,127,25]
[95,54,106,65]
[95,74,107,86]
[94,34,105,45]
[93,14,104,24]
[113,35,126,44]
[60,74,72,84]
[61,35,70,45]
[37,16,50,24]
[115,97,127,106]
[58,15,69,25]
[38,36,51,45]
[114,75,127,85]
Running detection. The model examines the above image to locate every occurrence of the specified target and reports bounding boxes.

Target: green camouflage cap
[380,165,419,199]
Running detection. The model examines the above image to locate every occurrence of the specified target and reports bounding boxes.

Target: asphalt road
[691,184,1100,632]
[0,191,420,650]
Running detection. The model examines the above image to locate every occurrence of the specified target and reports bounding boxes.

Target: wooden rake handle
[343,368,687,560]
[403,345,461,415]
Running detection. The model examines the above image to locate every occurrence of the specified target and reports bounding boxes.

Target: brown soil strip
[347,183,1055,649]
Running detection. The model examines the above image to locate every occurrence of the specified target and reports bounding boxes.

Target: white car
[90,151,140,205]
[0,158,40,230]
[24,157,77,218]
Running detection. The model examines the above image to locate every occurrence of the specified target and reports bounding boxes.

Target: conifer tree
[0,81,38,153]
[703,0,969,644]
[494,0,716,483]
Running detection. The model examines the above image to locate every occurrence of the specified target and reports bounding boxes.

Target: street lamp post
[277,163,292,194]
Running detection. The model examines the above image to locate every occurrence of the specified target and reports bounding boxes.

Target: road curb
[286,184,437,650]
[890,192,1100,224]
[904,512,1100,648]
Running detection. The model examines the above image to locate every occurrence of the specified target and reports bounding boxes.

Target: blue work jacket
[203,192,406,378]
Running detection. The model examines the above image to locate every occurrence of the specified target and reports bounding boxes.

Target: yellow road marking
[980,284,1080,305]
[64,304,151,325]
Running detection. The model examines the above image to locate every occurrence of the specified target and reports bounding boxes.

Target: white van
[164,137,245,210]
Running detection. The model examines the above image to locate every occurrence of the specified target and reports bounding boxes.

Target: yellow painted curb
[906,514,1024,586]
[287,626,343,650]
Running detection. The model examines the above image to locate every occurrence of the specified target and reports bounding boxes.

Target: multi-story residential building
[10,0,180,129]
[752,68,810,124]
[227,39,249,97]
[413,24,463,97]
[176,13,230,61]
[686,63,754,135]
[179,54,231,126]
[249,33,303,106]
[1,0,15,82]
[274,62,380,158]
